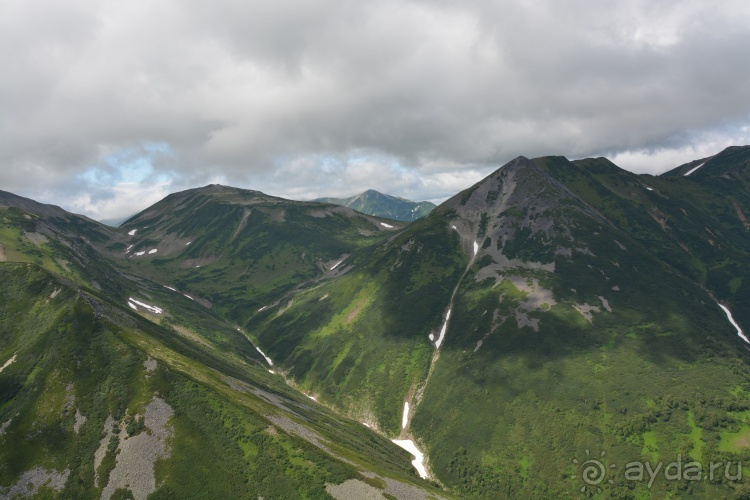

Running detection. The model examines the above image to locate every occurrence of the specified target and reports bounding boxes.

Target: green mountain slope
[244,155,750,497]
[413,156,750,497]
[3,146,750,498]
[538,152,750,329]
[112,184,406,323]
[0,196,447,498]
[315,189,436,221]
[246,212,467,431]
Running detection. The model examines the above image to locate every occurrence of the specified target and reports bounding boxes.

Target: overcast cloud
[2,0,750,221]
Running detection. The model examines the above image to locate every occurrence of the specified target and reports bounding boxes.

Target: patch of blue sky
[79,142,174,186]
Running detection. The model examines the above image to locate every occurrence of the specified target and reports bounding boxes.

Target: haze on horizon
[2,0,750,221]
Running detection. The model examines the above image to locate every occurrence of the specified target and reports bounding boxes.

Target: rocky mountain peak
[436,156,601,263]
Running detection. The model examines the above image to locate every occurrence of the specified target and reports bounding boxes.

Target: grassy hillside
[0,199,447,498]
[245,212,467,433]
[111,185,405,324]
[538,153,750,331]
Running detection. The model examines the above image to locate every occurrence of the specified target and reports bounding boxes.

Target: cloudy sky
[2,0,750,222]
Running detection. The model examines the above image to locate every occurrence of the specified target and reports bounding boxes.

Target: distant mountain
[3,146,750,498]
[315,189,436,221]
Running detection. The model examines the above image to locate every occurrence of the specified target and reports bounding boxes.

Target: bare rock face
[94,416,116,487]
[100,396,174,500]
[439,156,603,276]
[429,156,616,348]
[73,408,87,434]
[0,467,70,498]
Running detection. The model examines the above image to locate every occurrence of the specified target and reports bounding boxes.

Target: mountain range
[1,145,749,498]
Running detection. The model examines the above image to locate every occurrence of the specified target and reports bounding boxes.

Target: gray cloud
[2,0,749,219]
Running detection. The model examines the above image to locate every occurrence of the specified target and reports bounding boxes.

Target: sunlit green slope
[0,196,447,499]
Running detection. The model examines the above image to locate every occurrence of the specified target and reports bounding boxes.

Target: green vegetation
[2,145,750,498]
[0,261,441,498]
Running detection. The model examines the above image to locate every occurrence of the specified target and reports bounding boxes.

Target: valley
[2,145,750,498]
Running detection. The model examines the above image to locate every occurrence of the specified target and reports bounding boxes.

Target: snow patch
[0,353,17,373]
[451,225,457,231]
[684,162,705,176]
[127,302,137,310]
[128,298,163,314]
[330,259,345,270]
[126,245,133,252]
[255,346,274,366]
[434,309,452,349]
[186,241,192,245]
[148,249,158,254]
[401,401,410,429]
[718,303,749,344]
[257,305,269,312]
[164,286,176,292]
[473,241,479,256]
[128,229,137,236]
[135,251,145,256]
[646,187,654,191]
[391,440,428,479]
[380,222,393,228]
[183,294,194,301]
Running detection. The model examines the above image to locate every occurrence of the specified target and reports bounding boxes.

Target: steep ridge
[246,211,466,436]
[661,145,750,179]
[537,154,750,333]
